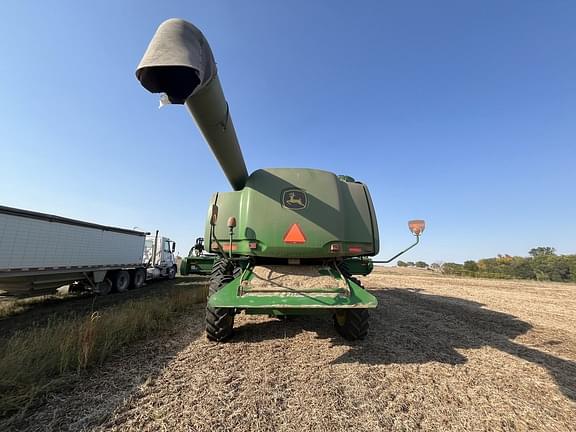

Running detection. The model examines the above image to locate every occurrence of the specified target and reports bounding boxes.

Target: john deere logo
[282,190,307,210]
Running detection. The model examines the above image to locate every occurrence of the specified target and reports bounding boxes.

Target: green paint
[205,168,380,259]
[180,256,215,275]
[208,269,377,310]
[342,257,374,276]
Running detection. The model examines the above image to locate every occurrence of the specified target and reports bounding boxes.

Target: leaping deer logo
[283,190,307,210]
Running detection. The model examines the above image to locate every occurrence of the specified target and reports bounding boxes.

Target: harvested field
[2,268,575,431]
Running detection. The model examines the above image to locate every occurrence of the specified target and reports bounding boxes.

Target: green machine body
[136,19,422,342]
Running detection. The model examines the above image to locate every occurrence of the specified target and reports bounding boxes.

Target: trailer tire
[168,265,177,280]
[95,279,112,296]
[333,308,369,340]
[110,270,130,293]
[205,259,239,342]
[132,268,146,289]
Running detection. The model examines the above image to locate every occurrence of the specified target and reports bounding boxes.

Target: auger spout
[136,18,248,191]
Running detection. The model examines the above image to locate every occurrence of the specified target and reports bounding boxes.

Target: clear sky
[1,1,574,264]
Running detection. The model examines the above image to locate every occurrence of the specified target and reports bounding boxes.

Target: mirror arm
[372,235,420,264]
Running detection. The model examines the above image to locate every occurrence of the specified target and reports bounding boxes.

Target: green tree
[415,261,428,268]
[434,247,574,282]
[529,247,556,257]
[510,258,535,280]
[397,261,408,267]
[566,256,576,282]
[442,263,463,275]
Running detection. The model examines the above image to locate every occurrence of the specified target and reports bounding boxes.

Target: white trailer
[0,206,177,296]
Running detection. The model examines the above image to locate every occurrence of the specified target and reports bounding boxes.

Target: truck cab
[144,233,177,280]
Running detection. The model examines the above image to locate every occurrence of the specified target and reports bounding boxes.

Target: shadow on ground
[233,288,576,401]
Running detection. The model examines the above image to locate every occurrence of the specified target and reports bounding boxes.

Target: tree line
[397,247,576,283]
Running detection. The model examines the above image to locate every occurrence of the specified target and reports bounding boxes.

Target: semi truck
[0,205,177,297]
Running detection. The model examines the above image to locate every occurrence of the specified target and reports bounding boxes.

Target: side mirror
[408,220,425,236]
[172,242,176,252]
[210,204,219,226]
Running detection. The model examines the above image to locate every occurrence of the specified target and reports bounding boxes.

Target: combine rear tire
[333,309,369,340]
[205,259,238,342]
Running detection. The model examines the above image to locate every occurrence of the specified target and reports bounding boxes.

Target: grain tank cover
[136,18,248,191]
[209,168,380,258]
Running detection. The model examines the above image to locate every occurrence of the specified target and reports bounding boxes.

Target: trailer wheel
[168,265,177,280]
[110,270,130,293]
[205,259,238,342]
[95,279,112,296]
[132,268,146,289]
[333,309,369,341]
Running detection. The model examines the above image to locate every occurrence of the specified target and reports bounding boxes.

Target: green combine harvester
[180,238,216,276]
[136,19,425,341]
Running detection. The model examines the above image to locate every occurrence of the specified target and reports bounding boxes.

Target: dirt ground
[3,268,575,432]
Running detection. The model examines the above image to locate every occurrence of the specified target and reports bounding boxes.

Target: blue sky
[1,1,574,263]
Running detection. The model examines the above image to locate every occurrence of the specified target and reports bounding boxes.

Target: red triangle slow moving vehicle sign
[283,223,306,244]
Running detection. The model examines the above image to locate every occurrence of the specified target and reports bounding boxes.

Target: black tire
[95,279,112,296]
[111,270,131,293]
[333,309,370,340]
[168,265,177,280]
[334,264,369,340]
[132,268,146,289]
[205,259,238,342]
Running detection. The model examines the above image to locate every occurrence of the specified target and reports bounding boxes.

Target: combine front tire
[206,306,235,341]
[205,259,238,342]
[333,309,369,341]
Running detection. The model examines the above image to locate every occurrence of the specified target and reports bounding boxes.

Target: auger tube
[136,18,248,191]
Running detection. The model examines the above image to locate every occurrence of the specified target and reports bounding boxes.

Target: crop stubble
[4,268,575,432]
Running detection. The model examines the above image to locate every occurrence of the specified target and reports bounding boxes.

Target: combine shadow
[233,288,576,401]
